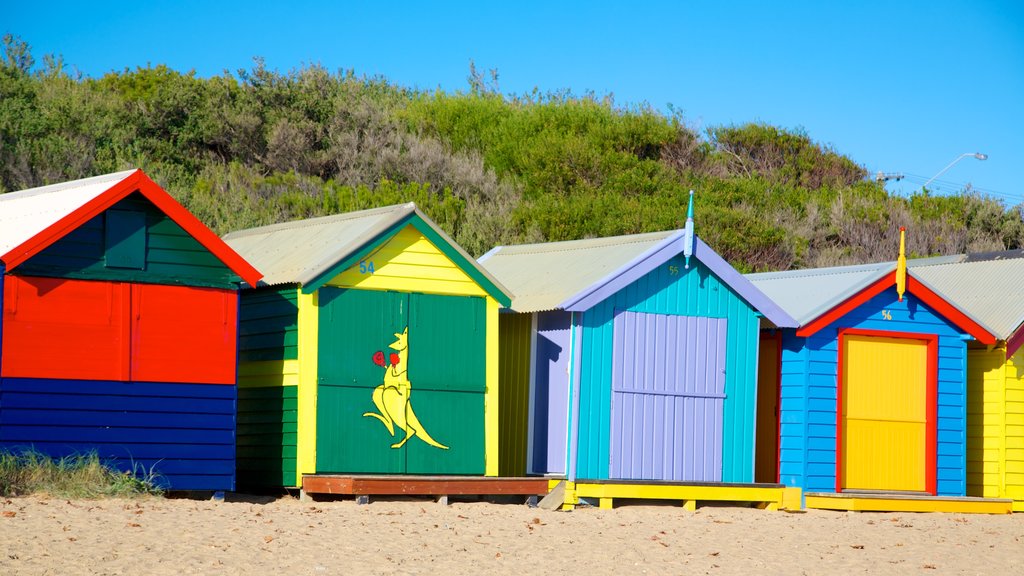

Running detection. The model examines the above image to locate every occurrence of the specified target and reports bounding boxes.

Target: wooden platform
[805,492,1013,514]
[559,479,802,511]
[301,475,551,504]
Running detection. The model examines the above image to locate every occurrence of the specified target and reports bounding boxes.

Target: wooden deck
[560,479,802,511]
[805,492,1013,514]
[301,475,551,504]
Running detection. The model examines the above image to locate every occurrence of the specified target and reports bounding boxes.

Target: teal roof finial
[683,190,695,269]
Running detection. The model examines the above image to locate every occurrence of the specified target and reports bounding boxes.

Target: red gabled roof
[0,169,262,286]
[795,270,996,345]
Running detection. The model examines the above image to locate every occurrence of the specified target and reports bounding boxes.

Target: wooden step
[302,474,551,504]
[563,480,801,511]
[805,492,1013,514]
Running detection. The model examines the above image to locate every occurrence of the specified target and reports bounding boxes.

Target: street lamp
[921,152,988,190]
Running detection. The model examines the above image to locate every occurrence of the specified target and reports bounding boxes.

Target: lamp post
[921,152,988,191]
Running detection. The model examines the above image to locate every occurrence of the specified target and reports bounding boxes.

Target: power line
[892,173,1024,204]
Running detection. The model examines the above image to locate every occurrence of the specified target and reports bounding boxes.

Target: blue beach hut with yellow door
[747,231,1009,512]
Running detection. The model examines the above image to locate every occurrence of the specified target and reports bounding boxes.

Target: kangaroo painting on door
[365,327,449,450]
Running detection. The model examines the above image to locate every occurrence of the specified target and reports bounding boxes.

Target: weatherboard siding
[1007,350,1024,501]
[574,254,760,482]
[235,285,301,487]
[778,287,968,496]
[14,193,239,289]
[237,385,298,489]
[238,286,300,363]
[966,346,1024,504]
[0,377,236,491]
[326,224,485,297]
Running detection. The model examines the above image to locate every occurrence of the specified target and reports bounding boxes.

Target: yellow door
[842,335,928,492]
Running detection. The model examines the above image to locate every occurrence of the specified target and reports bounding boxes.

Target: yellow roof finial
[896,227,907,302]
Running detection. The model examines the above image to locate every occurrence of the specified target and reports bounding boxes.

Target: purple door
[610,310,726,481]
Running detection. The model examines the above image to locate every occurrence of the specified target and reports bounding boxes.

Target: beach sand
[1,494,1022,575]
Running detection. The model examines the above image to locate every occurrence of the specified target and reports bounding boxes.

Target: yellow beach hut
[908,251,1024,511]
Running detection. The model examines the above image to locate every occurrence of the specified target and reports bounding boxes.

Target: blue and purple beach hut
[481,223,797,484]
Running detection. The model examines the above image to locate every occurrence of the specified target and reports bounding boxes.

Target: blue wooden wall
[0,378,237,491]
[778,286,968,496]
[574,253,761,482]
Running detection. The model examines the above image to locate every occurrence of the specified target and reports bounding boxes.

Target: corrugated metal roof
[746,261,892,325]
[223,203,511,302]
[745,254,964,326]
[223,204,409,286]
[478,231,676,313]
[911,252,1024,339]
[0,170,137,258]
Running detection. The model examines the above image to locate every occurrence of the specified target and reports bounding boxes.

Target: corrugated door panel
[533,311,572,476]
[609,310,726,481]
[497,312,531,476]
[1,276,129,380]
[316,288,408,474]
[842,335,927,491]
[755,336,780,483]
[131,284,238,385]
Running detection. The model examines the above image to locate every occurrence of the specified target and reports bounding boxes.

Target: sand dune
[1,495,1022,575]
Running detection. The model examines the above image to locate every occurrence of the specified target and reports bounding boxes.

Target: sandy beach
[1,495,1022,575]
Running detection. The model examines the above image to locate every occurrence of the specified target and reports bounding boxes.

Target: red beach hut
[0,170,261,491]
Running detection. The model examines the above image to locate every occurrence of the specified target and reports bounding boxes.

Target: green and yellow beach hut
[223,204,512,489]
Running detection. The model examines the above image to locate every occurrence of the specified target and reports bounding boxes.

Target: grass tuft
[0,450,163,498]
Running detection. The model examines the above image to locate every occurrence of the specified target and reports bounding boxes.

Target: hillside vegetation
[2,35,1021,271]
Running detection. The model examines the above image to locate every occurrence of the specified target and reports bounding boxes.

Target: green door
[406,293,486,474]
[316,288,486,475]
[317,288,408,473]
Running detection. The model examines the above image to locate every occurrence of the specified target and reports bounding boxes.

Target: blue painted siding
[0,378,236,491]
[778,286,968,495]
[574,253,761,482]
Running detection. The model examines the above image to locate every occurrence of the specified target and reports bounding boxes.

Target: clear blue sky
[8,1,1023,202]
